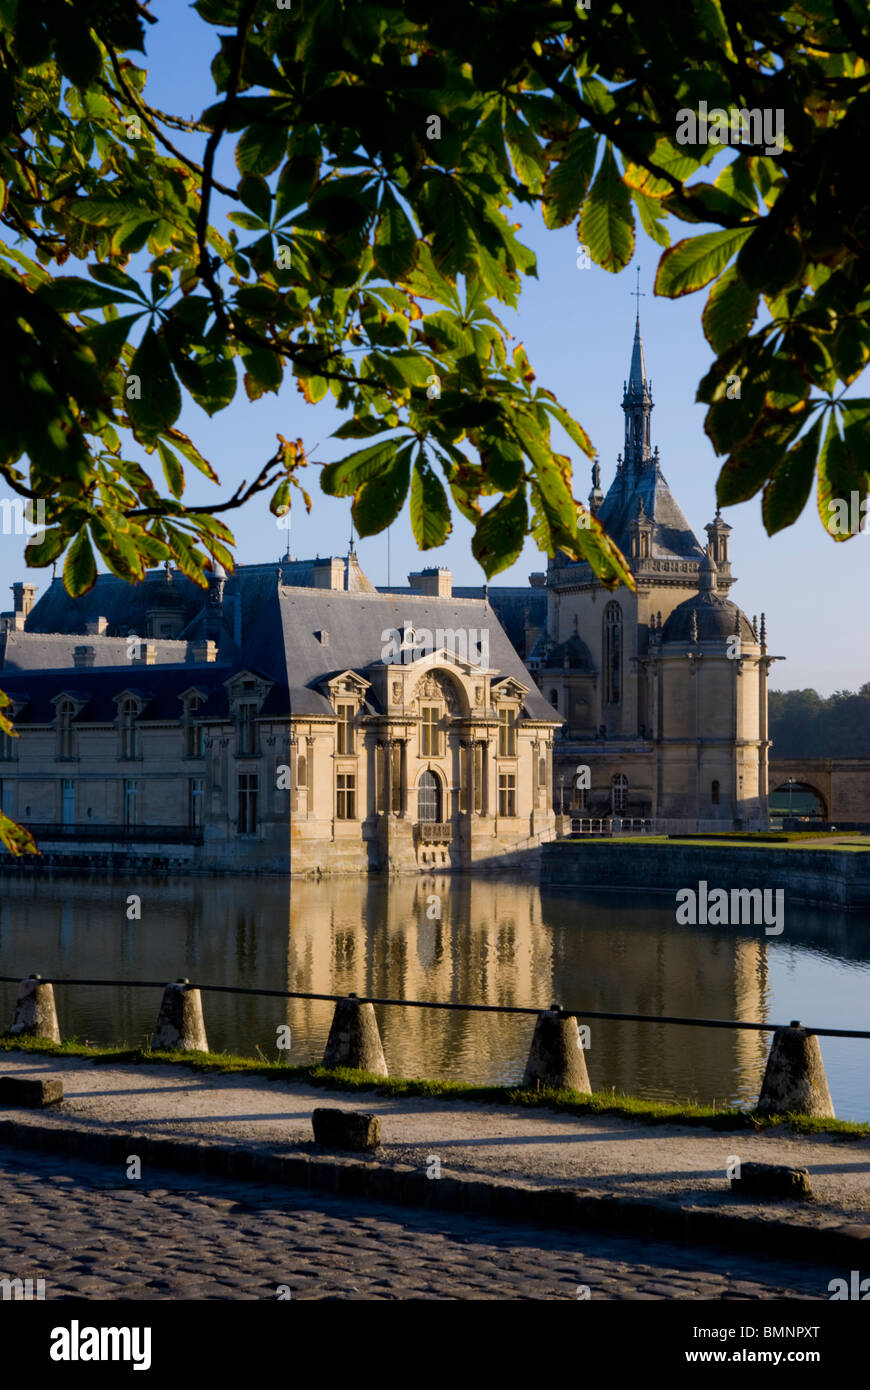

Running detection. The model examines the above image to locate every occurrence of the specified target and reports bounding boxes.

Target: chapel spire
[621,303,654,471]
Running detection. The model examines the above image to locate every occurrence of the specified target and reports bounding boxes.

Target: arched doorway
[769,781,827,820]
[417,769,442,822]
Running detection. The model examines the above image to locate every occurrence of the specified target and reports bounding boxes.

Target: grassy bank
[1,1033,866,1140]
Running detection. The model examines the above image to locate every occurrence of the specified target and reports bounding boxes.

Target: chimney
[132,642,157,666]
[10,582,37,630]
[85,617,108,636]
[312,558,345,590]
[190,639,218,664]
[73,645,95,668]
[408,567,452,598]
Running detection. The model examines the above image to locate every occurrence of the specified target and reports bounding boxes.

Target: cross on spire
[631,265,645,318]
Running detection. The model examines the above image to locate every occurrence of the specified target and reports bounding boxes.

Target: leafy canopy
[1,0,869,853]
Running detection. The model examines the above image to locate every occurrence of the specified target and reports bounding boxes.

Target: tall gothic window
[498,707,517,757]
[603,603,622,705]
[420,706,440,757]
[336,702,355,755]
[611,773,628,814]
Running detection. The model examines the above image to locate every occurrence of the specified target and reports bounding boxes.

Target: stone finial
[690,609,699,644]
[733,608,741,635]
[760,612,767,646]
[752,614,759,640]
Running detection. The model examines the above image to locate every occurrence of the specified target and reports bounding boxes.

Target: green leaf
[542,128,597,229]
[321,439,404,497]
[761,419,822,536]
[25,526,67,568]
[352,443,414,537]
[417,174,476,277]
[165,429,220,483]
[480,433,524,491]
[702,267,759,353]
[579,145,635,273]
[503,104,546,194]
[817,411,867,541]
[373,188,417,282]
[38,278,138,311]
[471,490,527,578]
[410,453,452,549]
[541,400,595,459]
[236,123,287,175]
[63,531,97,597]
[238,174,271,222]
[126,327,182,438]
[276,154,319,221]
[157,440,185,499]
[656,227,753,299]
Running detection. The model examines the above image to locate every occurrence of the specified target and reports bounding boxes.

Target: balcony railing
[18,823,204,846]
[415,821,452,843]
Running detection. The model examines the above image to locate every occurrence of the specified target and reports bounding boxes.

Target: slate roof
[380,585,547,658]
[596,462,706,563]
[1,560,558,725]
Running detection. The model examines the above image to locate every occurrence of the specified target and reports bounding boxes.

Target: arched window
[417,769,441,822]
[611,773,628,814]
[297,755,307,788]
[711,779,720,806]
[603,603,622,705]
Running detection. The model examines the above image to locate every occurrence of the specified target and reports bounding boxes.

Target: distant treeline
[769,686,870,757]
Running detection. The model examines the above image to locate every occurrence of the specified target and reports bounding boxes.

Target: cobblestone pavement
[0,1147,837,1300]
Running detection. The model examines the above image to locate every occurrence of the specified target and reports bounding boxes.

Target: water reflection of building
[0,872,779,1104]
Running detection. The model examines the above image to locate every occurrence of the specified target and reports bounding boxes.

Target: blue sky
[1,1,865,696]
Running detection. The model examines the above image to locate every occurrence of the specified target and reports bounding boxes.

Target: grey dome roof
[661,591,754,645]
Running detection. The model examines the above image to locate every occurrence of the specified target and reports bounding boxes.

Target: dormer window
[119,697,140,760]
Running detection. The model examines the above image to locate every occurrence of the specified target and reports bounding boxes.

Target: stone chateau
[0,553,559,874]
[0,314,776,873]
[524,313,777,829]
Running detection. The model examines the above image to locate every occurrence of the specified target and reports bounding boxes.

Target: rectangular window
[498,772,516,818]
[61,778,75,827]
[123,778,137,827]
[336,772,356,820]
[0,728,14,760]
[120,702,139,760]
[58,704,75,760]
[189,777,204,828]
[337,703,355,755]
[474,743,484,814]
[421,706,440,757]
[498,708,517,757]
[238,772,258,833]
[186,715,205,758]
[238,703,258,755]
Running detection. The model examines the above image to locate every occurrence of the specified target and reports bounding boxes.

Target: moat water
[1,871,868,1121]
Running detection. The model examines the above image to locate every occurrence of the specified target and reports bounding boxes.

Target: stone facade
[526,316,779,829]
[0,555,558,874]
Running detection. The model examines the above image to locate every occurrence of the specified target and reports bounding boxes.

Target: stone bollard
[312,1108,381,1152]
[523,1002,591,1093]
[322,994,388,1077]
[9,975,61,1044]
[151,979,208,1053]
[756,1020,835,1118]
